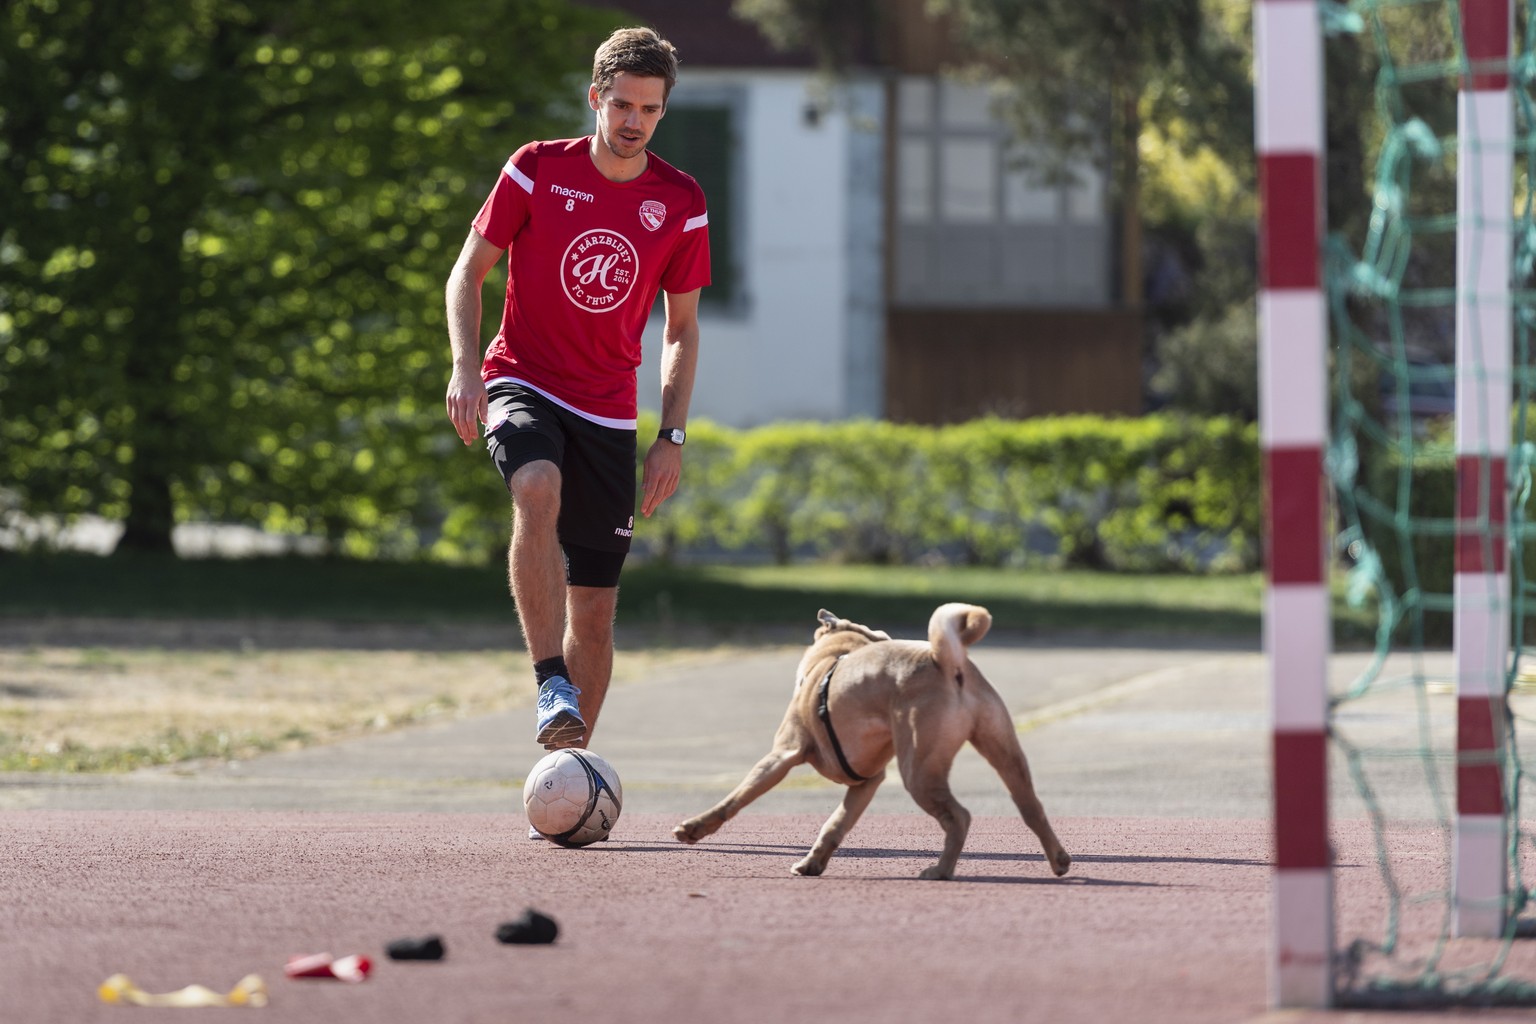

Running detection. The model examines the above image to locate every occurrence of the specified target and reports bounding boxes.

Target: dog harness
[816,656,870,782]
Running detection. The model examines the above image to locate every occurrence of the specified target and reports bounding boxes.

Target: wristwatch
[658,427,686,446]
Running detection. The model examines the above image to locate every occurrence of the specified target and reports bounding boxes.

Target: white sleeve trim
[683,212,708,232]
[503,158,534,195]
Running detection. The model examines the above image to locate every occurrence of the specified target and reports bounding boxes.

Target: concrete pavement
[0,633,1485,825]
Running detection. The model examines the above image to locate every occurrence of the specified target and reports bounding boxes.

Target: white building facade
[606,0,1136,428]
[638,71,886,426]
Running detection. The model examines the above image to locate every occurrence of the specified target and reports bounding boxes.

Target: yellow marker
[98,973,267,1008]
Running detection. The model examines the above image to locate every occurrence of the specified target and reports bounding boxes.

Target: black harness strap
[816,655,869,782]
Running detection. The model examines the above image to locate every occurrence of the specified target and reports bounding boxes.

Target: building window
[892,76,1110,308]
[899,139,933,222]
[647,104,739,308]
[940,138,996,223]
[1003,143,1061,224]
[897,78,1103,229]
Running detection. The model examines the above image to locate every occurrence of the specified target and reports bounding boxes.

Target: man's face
[589,72,667,162]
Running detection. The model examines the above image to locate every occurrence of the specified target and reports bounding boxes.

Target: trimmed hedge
[1356,439,1456,614]
[624,414,1261,571]
[1353,433,1536,643]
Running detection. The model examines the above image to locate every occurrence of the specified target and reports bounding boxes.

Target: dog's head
[793,610,892,693]
[813,609,891,645]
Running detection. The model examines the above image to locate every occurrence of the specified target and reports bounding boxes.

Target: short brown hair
[592,27,679,104]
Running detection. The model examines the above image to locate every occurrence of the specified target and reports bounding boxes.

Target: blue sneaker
[535,675,585,748]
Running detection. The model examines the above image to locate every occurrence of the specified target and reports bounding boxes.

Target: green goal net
[1325,0,1536,1002]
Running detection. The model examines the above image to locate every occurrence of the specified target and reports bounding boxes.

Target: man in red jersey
[444,27,709,754]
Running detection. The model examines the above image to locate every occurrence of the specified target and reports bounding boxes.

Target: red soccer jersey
[472,137,711,426]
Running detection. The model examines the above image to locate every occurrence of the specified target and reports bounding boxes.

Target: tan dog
[673,603,1071,881]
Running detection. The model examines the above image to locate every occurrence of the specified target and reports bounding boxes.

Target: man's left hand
[640,440,682,517]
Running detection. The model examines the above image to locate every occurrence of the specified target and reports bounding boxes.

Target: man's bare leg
[507,460,584,746]
[507,461,566,661]
[565,584,618,745]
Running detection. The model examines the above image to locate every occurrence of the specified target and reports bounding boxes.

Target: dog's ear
[817,609,839,628]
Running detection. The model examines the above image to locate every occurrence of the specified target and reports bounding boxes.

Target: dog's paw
[672,822,704,844]
[1051,850,1072,877]
[790,857,825,877]
[917,864,954,881]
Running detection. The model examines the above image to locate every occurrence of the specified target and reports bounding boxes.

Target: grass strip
[1,550,1379,641]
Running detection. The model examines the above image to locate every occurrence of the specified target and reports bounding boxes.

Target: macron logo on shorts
[614,516,634,539]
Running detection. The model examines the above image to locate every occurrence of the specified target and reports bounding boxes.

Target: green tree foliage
[926,0,1251,310]
[0,0,616,553]
[930,0,1251,185]
[732,0,877,69]
[1150,298,1258,419]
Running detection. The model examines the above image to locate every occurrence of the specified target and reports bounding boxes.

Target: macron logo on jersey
[551,184,594,205]
[499,158,593,206]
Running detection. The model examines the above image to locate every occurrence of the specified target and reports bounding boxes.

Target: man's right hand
[446,368,489,446]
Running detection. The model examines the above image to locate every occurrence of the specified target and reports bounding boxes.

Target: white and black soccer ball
[523,749,623,847]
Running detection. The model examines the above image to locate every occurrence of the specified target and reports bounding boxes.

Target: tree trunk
[1118,84,1144,309]
[117,460,176,553]
[113,208,183,556]
[116,342,178,554]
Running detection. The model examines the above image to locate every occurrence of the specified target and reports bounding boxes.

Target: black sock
[534,656,571,688]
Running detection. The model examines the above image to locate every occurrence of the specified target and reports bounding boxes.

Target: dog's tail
[928,603,992,687]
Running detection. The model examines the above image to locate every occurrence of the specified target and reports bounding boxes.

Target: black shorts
[485,383,636,585]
